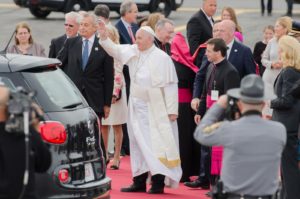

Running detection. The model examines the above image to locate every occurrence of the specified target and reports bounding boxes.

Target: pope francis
[98,22,182,194]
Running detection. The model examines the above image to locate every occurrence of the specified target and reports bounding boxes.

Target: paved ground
[0,0,300,54]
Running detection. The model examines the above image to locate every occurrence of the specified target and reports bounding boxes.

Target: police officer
[194,74,286,199]
[0,85,51,199]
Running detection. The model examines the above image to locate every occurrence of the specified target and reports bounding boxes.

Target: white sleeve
[99,38,136,65]
[261,40,272,69]
[163,83,178,115]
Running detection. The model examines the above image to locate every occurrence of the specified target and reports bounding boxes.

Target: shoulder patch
[203,122,223,134]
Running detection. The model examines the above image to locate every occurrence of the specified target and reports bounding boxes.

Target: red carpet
[106,156,210,199]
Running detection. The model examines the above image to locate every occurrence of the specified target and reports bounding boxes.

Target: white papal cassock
[99,38,182,188]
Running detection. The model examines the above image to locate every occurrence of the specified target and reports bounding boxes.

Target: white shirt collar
[201,8,213,27]
[227,39,235,57]
[121,17,131,29]
[82,34,95,44]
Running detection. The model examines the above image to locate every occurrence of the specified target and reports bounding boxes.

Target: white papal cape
[99,38,182,188]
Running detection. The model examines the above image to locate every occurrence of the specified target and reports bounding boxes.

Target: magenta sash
[178,88,192,103]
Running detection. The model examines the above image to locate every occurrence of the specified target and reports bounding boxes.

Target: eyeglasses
[64,23,74,28]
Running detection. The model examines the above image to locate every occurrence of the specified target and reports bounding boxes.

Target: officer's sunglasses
[64,23,74,28]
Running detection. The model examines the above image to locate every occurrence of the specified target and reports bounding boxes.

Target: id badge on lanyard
[211,80,219,101]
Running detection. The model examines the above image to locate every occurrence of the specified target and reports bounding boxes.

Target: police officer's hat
[289,21,300,36]
[227,74,276,104]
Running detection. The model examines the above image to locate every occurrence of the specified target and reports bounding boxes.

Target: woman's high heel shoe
[110,160,120,170]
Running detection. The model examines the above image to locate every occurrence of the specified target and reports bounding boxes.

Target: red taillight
[39,121,67,144]
[58,169,70,184]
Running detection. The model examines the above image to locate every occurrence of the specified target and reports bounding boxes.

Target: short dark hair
[207,38,227,57]
[94,4,110,19]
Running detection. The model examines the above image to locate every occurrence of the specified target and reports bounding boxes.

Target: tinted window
[23,68,87,112]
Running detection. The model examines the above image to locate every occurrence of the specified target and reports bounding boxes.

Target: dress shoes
[184,180,210,189]
[120,184,146,192]
[147,187,164,194]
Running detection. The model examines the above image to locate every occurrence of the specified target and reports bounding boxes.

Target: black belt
[227,193,273,199]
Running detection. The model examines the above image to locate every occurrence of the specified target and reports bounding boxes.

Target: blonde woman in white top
[101,24,128,169]
[261,16,292,117]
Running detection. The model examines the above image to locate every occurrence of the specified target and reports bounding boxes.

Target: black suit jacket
[197,59,240,116]
[192,41,256,99]
[187,9,213,66]
[49,34,67,58]
[59,35,114,115]
[115,19,139,45]
[271,67,300,133]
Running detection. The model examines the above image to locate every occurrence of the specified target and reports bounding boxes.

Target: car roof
[0,54,61,72]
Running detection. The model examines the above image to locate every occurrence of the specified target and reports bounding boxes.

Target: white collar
[121,17,131,29]
[201,8,213,22]
[227,39,235,50]
[82,34,95,44]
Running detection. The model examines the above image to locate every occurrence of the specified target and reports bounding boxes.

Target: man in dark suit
[219,20,256,79]
[49,11,80,58]
[186,0,217,66]
[115,0,139,156]
[154,18,175,55]
[59,13,114,118]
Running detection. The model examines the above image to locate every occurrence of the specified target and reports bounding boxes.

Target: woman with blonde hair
[147,12,165,31]
[7,21,46,57]
[101,24,128,170]
[261,16,292,117]
[271,35,300,199]
[221,7,243,42]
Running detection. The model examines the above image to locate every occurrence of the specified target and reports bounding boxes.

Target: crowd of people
[4,0,300,198]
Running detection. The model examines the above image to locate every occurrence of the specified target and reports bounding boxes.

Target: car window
[22,68,87,111]
[0,77,17,91]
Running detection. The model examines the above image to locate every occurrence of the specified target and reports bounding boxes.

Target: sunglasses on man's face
[64,24,74,28]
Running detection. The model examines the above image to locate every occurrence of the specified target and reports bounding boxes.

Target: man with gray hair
[154,18,175,55]
[49,11,80,58]
[98,22,182,194]
[58,12,114,120]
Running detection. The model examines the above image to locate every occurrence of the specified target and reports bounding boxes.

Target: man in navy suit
[115,0,139,156]
[49,12,80,58]
[186,0,217,67]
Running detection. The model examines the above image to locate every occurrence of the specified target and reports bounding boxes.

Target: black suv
[0,54,111,199]
[14,0,184,18]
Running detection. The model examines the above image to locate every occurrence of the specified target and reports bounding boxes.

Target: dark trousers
[280,133,300,199]
[261,0,272,14]
[121,65,130,155]
[286,0,293,14]
[197,145,210,182]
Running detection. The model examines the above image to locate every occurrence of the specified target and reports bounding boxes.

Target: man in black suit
[49,11,80,58]
[154,18,175,55]
[59,13,114,119]
[115,0,139,156]
[186,0,217,67]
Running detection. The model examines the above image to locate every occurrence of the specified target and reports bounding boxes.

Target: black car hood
[0,54,61,72]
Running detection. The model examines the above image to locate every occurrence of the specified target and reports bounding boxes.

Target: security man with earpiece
[194,74,286,199]
[0,85,51,199]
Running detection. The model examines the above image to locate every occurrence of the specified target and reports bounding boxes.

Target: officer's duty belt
[226,193,273,199]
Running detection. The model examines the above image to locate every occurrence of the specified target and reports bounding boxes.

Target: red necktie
[128,26,136,44]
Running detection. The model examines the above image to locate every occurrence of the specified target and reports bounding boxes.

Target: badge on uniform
[211,90,219,101]
[203,122,222,134]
